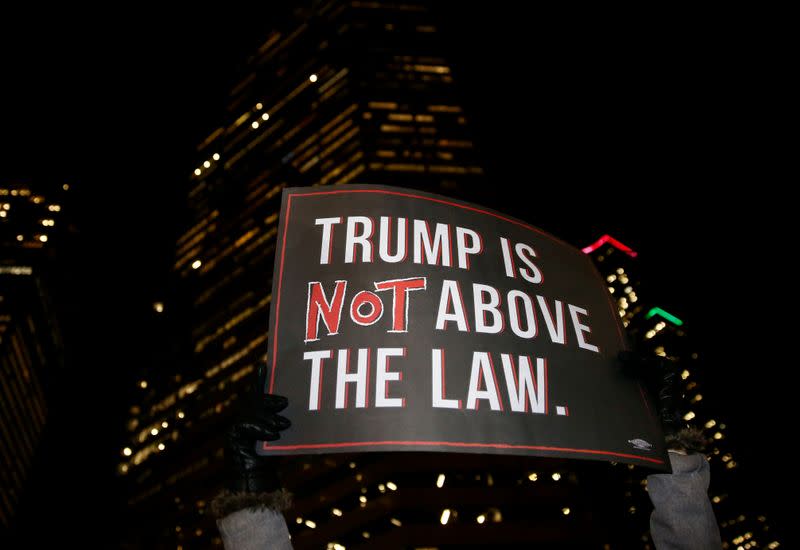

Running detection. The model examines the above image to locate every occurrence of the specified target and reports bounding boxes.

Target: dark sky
[1,3,786,543]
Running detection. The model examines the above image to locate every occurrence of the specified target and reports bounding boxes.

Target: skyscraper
[583,234,782,550]
[0,182,66,532]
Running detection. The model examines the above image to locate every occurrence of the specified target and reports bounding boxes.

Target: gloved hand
[618,350,708,453]
[618,350,681,436]
[226,393,291,494]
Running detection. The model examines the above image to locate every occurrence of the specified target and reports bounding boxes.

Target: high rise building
[0,183,67,532]
[583,234,782,550]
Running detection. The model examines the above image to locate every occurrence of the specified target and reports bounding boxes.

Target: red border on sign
[268,189,657,464]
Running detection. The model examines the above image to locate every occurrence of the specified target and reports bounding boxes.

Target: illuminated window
[368,101,398,110]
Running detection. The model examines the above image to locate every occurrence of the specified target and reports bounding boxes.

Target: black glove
[226,393,291,494]
[618,350,681,436]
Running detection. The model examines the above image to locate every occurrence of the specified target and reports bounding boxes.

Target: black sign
[259,185,668,470]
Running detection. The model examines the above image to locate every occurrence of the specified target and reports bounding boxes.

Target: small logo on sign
[628,438,654,451]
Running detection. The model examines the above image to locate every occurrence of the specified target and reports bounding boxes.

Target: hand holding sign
[226,394,291,493]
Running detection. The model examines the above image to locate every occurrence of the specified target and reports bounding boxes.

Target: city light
[528,472,538,481]
[390,518,402,527]
[177,411,185,419]
[436,473,445,488]
[562,507,570,515]
[684,411,696,421]
[139,381,148,389]
[123,447,132,456]
[39,235,48,242]
[203,161,211,168]
[158,443,165,451]
[213,153,220,161]
[304,520,316,528]
[331,508,342,517]
[151,428,159,436]
[251,121,260,129]
[477,514,486,524]
[154,302,164,313]
[552,473,561,481]
[581,234,638,257]
[440,509,451,525]
[310,74,318,82]
[386,481,397,491]
[645,307,684,326]
[256,102,263,110]
[261,112,270,121]
[16,235,23,241]
[192,260,202,269]
[161,421,168,428]
[194,168,202,176]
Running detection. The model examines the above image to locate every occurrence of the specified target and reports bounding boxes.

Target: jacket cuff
[211,488,292,519]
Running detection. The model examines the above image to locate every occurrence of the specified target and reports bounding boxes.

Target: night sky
[1,3,786,544]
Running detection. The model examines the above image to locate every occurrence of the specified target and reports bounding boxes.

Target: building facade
[0,183,66,533]
[583,234,781,550]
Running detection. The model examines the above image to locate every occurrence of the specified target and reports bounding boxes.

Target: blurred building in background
[583,234,780,550]
[0,183,67,532]
[118,2,781,549]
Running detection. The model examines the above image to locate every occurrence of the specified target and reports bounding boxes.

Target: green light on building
[645,307,684,326]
